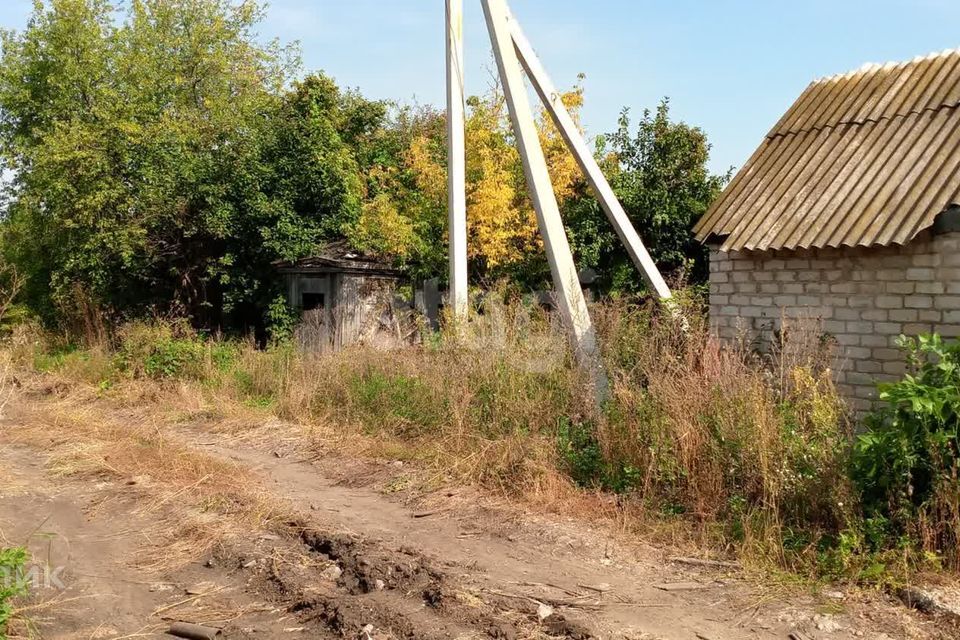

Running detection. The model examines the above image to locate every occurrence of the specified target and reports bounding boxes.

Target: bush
[116,322,206,381]
[0,547,28,638]
[853,334,960,567]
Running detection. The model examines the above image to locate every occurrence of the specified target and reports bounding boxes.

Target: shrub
[116,322,206,381]
[853,334,960,567]
[0,547,28,638]
[557,417,607,488]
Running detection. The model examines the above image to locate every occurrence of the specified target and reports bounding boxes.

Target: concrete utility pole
[506,11,672,300]
[446,0,469,320]
[480,0,607,397]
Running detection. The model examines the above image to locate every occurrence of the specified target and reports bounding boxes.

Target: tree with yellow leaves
[349,79,588,281]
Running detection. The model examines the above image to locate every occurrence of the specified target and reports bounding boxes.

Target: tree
[0,1,727,334]
[566,100,729,294]
[227,73,366,329]
[0,0,368,334]
[350,84,725,295]
[350,81,587,286]
[345,103,448,280]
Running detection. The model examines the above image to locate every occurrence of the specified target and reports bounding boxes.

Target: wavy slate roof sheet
[695,49,960,251]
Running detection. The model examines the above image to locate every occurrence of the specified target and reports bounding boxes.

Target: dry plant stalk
[0,263,25,419]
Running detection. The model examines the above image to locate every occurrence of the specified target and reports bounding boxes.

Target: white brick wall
[709,230,960,414]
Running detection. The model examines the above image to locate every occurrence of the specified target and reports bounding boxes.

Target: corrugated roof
[695,48,960,251]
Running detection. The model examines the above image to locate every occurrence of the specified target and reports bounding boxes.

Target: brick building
[694,50,960,413]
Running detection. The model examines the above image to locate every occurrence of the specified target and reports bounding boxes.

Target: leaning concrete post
[506,10,672,300]
[480,0,608,401]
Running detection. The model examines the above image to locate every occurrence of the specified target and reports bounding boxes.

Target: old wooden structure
[274,242,404,351]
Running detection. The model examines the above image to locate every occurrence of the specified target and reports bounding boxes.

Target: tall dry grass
[0,265,25,420]
[595,300,854,569]
[7,292,857,572]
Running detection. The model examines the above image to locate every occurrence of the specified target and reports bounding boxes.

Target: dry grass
[598,302,853,554]
[5,384,292,573]
[0,350,15,423]
[2,294,859,576]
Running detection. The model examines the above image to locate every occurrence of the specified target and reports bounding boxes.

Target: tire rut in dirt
[297,528,507,639]
[254,522,598,639]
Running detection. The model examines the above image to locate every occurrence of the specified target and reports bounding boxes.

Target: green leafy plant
[557,417,605,488]
[853,334,960,566]
[0,547,28,638]
[116,322,205,380]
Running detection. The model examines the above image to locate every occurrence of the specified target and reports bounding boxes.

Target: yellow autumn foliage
[350,80,587,272]
[538,84,584,205]
[406,135,447,208]
[464,92,533,268]
[462,83,585,269]
[351,193,416,259]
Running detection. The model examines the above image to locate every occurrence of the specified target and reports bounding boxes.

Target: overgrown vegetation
[1,0,957,593]
[853,334,960,571]
[0,296,884,577]
[0,0,724,336]
[14,296,957,583]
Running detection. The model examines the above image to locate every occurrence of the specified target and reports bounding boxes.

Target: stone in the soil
[899,584,960,620]
[320,564,342,580]
[813,614,843,633]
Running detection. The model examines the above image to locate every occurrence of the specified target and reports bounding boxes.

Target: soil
[0,388,955,640]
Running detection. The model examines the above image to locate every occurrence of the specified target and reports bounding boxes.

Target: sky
[1,1,959,174]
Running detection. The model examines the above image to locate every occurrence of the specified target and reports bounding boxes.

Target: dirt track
[0,386,951,640]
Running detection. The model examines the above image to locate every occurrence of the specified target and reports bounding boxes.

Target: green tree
[0,0,119,322]
[566,99,728,294]
[222,73,367,329]
[0,0,368,335]
[346,103,449,281]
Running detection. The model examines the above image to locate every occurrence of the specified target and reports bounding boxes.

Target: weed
[556,417,604,488]
[0,546,28,639]
[853,333,960,568]
[116,322,205,380]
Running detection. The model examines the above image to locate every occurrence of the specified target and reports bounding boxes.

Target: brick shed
[694,49,960,413]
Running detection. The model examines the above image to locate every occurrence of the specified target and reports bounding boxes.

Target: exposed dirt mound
[243,524,596,639]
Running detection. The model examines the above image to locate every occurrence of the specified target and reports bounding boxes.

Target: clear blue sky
[2,1,959,174]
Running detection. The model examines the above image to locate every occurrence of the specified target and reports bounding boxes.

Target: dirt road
[0,384,949,639]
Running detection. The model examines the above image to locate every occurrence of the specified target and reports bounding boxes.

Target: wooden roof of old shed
[273,240,402,277]
[695,48,960,252]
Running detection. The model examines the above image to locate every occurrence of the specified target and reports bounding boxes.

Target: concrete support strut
[506,9,672,300]
[446,0,469,320]
[480,0,608,399]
